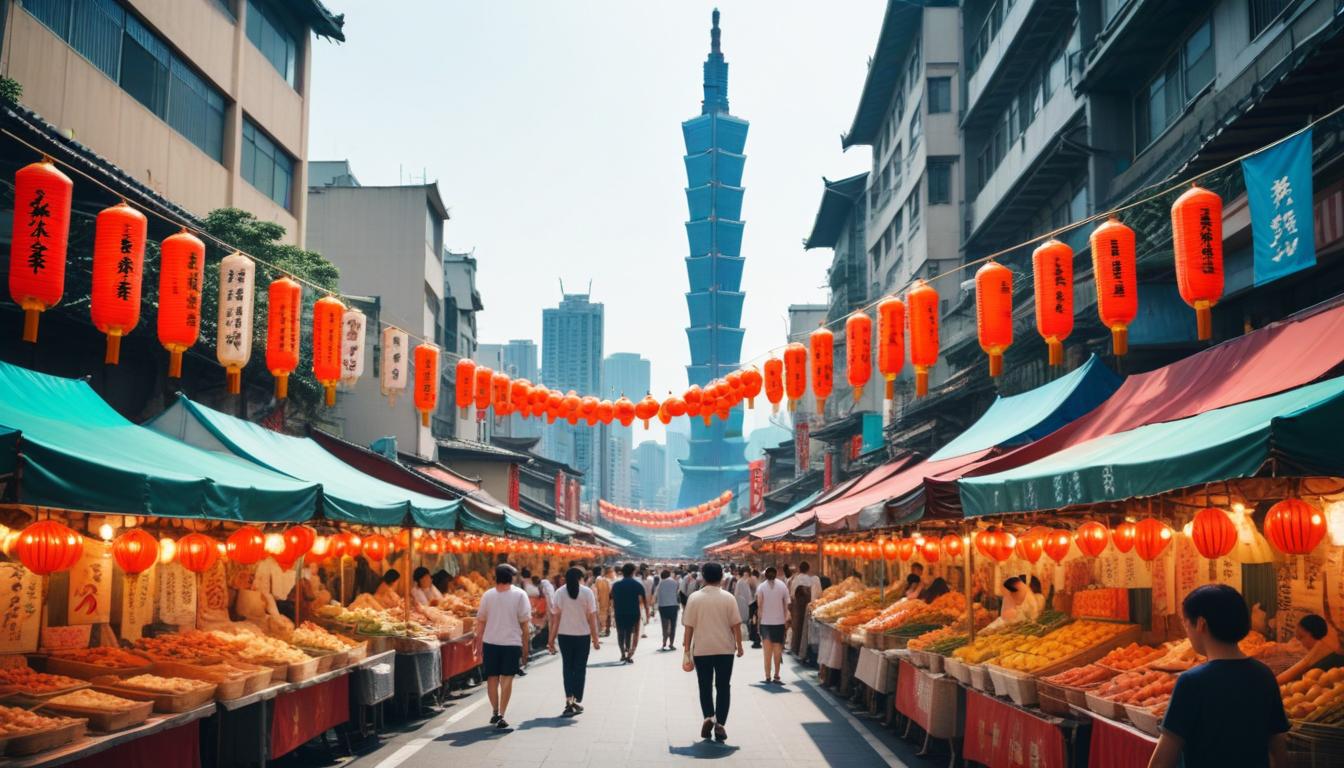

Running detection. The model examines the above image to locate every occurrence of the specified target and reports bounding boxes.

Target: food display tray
[985,664,1037,707]
[943,657,973,686]
[1085,690,1129,721]
[287,656,321,683]
[0,681,91,706]
[2,719,86,756]
[41,655,154,681]
[968,664,995,694]
[90,677,217,714]
[40,698,152,732]
[1124,703,1163,736]
[150,661,248,701]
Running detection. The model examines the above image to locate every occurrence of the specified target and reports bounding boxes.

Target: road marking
[370,696,487,768]
[793,667,903,765]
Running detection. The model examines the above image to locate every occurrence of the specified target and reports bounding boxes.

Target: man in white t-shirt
[755,566,791,684]
[474,564,532,730]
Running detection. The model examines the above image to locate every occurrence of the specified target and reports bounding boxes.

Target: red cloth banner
[748,459,765,517]
[796,420,810,477]
[850,434,863,460]
[823,452,833,490]
[555,471,566,520]
[568,478,581,522]
[1088,715,1157,768]
[270,676,350,759]
[963,689,1067,768]
[895,660,923,728]
[508,464,520,510]
[68,719,200,768]
[442,635,483,680]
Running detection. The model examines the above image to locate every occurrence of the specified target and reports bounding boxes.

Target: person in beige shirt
[592,565,612,636]
[682,563,743,744]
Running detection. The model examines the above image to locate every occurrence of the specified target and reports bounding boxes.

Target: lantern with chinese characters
[1112,521,1137,554]
[380,326,409,405]
[1075,521,1109,558]
[112,528,158,575]
[312,295,345,406]
[783,343,807,411]
[876,298,905,399]
[1090,218,1138,356]
[9,160,73,343]
[1190,508,1237,560]
[1263,498,1327,555]
[91,202,147,365]
[942,534,964,560]
[844,312,872,401]
[635,395,659,429]
[265,277,301,399]
[975,261,1013,377]
[226,525,266,565]
[340,307,366,388]
[16,520,83,575]
[492,372,513,416]
[176,533,219,574]
[454,357,476,416]
[741,366,763,408]
[1032,240,1073,366]
[362,534,390,562]
[1172,185,1224,341]
[810,327,834,412]
[907,281,939,396]
[216,252,255,395]
[614,395,636,427]
[763,357,784,412]
[156,230,205,378]
[1134,518,1173,562]
[474,367,493,414]
[1043,529,1073,561]
[413,344,440,427]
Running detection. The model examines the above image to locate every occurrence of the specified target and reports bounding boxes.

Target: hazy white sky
[309,1,886,441]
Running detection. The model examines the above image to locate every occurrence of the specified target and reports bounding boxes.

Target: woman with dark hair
[1277,613,1344,684]
[902,573,922,600]
[431,570,452,597]
[548,567,600,717]
[921,577,950,602]
[1028,575,1046,614]
[374,569,402,609]
[983,576,1035,631]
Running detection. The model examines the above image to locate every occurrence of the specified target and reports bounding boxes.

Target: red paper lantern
[973,530,998,560]
[156,230,206,378]
[493,372,513,417]
[362,534,390,562]
[177,533,219,574]
[9,160,73,343]
[614,395,636,427]
[326,533,349,560]
[920,538,941,563]
[980,530,1015,562]
[474,367,493,411]
[1032,239,1073,367]
[1042,529,1073,562]
[635,395,659,429]
[344,533,364,559]
[1075,521,1109,558]
[414,344,440,427]
[844,312,872,401]
[1112,521,1137,554]
[112,528,158,575]
[809,327,834,412]
[1263,498,1327,555]
[1171,185,1224,341]
[942,534,964,559]
[16,520,83,575]
[882,540,898,561]
[907,281,939,397]
[312,295,345,406]
[454,358,476,416]
[783,342,808,411]
[896,538,915,562]
[876,298,904,400]
[1090,218,1138,356]
[91,202,148,365]
[265,277,301,399]
[975,261,1013,377]
[763,357,785,412]
[1190,507,1237,560]
[511,379,533,418]
[1134,518,1173,562]
[741,367,763,408]
[226,525,267,565]
[1016,532,1044,564]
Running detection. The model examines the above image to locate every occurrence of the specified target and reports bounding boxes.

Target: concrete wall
[2,0,311,242]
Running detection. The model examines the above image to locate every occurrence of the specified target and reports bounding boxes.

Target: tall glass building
[678,10,749,506]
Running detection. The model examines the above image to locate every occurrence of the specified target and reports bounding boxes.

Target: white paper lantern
[216,251,255,394]
[380,326,409,405]
[340,308,366,388]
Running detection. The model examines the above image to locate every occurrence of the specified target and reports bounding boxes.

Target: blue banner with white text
[1243,130,1315,286]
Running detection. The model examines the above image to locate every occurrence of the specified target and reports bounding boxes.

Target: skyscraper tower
[678,9,749,506]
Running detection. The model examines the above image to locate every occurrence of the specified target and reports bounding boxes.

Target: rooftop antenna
[559,278,565,298]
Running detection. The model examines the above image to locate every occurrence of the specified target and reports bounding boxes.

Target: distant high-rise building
[602,353,651,402]
[664,426,690,506]
[541,293,604,502]
[601,353,650,506]
[633,440,668,509]
[679,10,750,505]
[478,340,541,438]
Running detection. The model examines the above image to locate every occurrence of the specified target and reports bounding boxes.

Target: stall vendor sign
[119,566,157,641]
[66,538,112,625]
[158,562,196,626]
[1244,129,1315,286]
[0,563,42,653]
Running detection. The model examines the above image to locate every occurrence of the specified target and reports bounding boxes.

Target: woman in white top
[410,567,442,608]
[547,567,601,717]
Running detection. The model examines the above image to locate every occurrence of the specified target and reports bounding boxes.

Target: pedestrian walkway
[343,619,920,767]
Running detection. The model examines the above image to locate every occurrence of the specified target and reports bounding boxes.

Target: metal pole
[404,529,415,637]
[964,525,977,643]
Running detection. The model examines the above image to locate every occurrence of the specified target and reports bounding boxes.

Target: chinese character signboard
[67,537,112,625]
[120,566,157,641]
[795,420,810,478]
[508,464,521,511]
[554,472,567,520]
[0,563,41,653]
[1244,130,1315,286]
[823,452,833,490]
[748,459,765,517]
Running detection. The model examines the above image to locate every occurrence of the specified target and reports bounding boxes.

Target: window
[909,104,922,146]
[907,180,921,232]
[242,119,295,209]
[927,77,951,114]
[1249,0,1291,39]
[928,162,951,205]
[246,0,298,87]
[1134,19,1214,150]
[22,0,225,161]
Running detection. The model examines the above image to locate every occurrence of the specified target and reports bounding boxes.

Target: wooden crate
[42,655,153,681]
[1031,625,1144,679]
[91,677,217,714]
[2,719,86,756]
[41,698,152,732]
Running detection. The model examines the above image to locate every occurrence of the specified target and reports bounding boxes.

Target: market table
[854,648,897,694]
[963,688,1089,768]
[1085,711,1158,768]
[895,660,963,740]
[440,633,481,682]
[269,664,353,760]
[0,703,215,768]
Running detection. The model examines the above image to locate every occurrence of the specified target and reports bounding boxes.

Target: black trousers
[659,605,679,642]
[557,634,590,701]
[747,603,760,643]
[616,616,638,656]
[693,654,734,724]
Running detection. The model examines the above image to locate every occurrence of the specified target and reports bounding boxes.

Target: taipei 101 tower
[677,9,749,507]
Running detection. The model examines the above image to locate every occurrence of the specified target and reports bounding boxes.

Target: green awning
[738,490,823,535]
[146,397,459,529]
[960,376,1344,517]
[0,425,17,476]
[0,362,318,520]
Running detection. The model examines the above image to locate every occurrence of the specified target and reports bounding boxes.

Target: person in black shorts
[474,564,532,730]
[611,562,648,663]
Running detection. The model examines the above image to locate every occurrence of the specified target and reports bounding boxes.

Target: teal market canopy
[146,396,459,528]
[959,376,1344,517]
[0,362,318,521]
